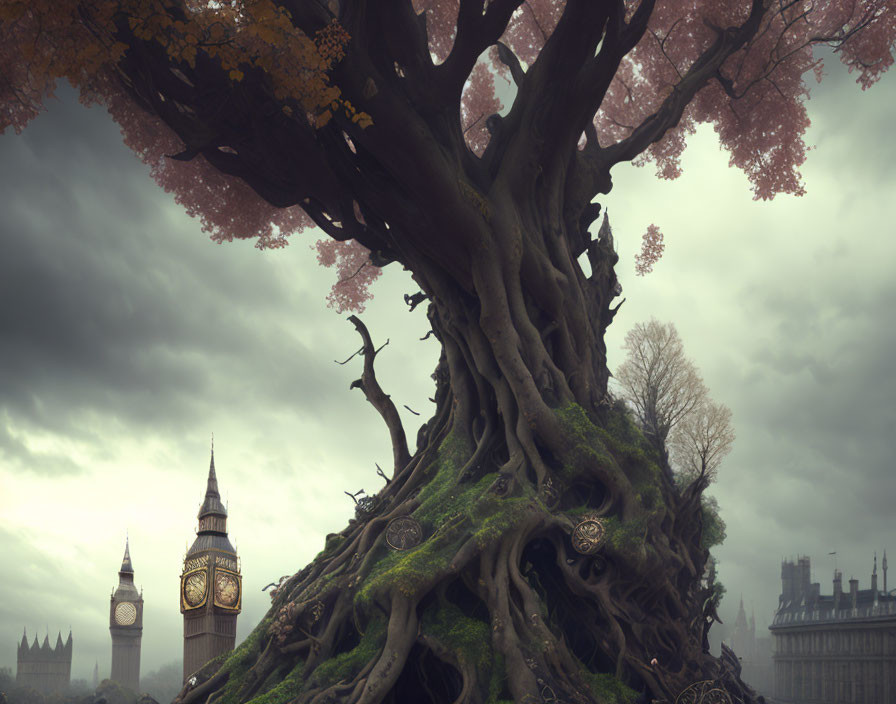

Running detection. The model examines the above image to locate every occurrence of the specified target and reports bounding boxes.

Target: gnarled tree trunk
[173,192,764,704]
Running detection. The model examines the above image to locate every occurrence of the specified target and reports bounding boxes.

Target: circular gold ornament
[114,601,137,625]
[385,516,423,550]
[675,680,732,704]
[215,571,240,607]
[183,571,207,607]
[571,513,606,555]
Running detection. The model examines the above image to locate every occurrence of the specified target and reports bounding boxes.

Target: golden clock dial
[183,570,207,607]
[114,601,137,625]
[215,572,239,607]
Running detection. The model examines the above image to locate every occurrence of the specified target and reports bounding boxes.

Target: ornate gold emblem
[184,555,209,572]
[114,601,137,626]
[215,555,238,571]
[182,569,208,609]
[675,680,733,704]
[385,516,423,550]
[214,569,241,609]
[571,512,606,555]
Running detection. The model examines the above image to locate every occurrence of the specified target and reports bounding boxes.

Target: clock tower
[110,538,143,693]
[181,443,241,682]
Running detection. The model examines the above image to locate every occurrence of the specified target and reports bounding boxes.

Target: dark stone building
[16,628,72,694]
[181,444,241,682]
[769,552,896,703]
[110,538,143,692]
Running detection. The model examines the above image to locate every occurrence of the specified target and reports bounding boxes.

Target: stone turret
[110,537,143,692]
[182,440,241,682]
[872,552,879,597]
[833,569,842,610]
[884,550,889,594]
[16,629,72,693]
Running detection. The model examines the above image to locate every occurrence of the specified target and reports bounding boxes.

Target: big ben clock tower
[181,442,241,682]
[110,538,143,692]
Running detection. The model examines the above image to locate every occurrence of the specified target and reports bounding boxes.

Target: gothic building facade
[727,597,773,696]
[181,445,242,682]
[110,538,143,692]
[769,552,896,704]
[15,629,72,694]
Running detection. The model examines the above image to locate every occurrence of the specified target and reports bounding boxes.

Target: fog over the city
[1,51,894,681]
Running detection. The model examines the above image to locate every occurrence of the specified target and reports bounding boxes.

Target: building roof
[17,630,73,663]
[119,537,134,575]
[198,446,227,520]
[113,537,140,601]
[186,532,236,557]
[771,554,896,629]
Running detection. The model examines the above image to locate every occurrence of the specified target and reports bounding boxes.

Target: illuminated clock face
[183,571,207,607]
[114,601,137,625]
[215,572,240,607]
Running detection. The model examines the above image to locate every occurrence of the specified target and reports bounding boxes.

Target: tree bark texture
[99,4,778,702]
[170,196,764,704]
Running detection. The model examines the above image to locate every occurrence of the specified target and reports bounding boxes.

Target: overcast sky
[0,49,894,684]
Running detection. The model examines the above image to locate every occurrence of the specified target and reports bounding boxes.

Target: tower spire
[120,536,134,574]
[198,439,227,524]
[884,550,888,594]
[182,440,241,683]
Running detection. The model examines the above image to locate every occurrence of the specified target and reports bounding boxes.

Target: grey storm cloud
[0,90,358,454]
[0,48,894,680]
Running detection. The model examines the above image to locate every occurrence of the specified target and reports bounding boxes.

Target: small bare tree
[670,399,736,494]
[615,318,707,447]
[615,319,735,496]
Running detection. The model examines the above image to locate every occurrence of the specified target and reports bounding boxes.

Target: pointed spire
[55,631,64,650]
[874,551,878,575]
[20,627,27,651]
[66,628,72,644]
[198,438,227,521]
[884,550,889,594]
[734,595,747,629]
[119,535,134,574]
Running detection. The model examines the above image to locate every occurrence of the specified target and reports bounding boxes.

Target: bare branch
[346,315,411,477]
[404,291,429,312]
[670,400,735,491]
[335,347,363,365]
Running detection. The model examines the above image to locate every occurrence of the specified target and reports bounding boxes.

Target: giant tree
[3,0,894,702]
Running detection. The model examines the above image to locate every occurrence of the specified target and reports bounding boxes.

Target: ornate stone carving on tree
[675,680,733,704]
[571,513,607,555]
[354,494,378,518]
[384,516,423,550]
